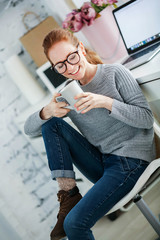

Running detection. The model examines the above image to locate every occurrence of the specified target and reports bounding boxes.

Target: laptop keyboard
[124,42,160,64]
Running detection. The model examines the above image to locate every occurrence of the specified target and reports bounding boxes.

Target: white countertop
[131,52,160,80]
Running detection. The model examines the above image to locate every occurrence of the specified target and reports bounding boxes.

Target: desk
[129,51,160,79]
[130,53,160,134]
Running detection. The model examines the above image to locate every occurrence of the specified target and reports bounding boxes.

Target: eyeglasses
[51,46,80,74]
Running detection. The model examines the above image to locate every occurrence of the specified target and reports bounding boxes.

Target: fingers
[53,92,61,102]
[54,109,70,118]
[74,92,90,100]
[81,105,92,114]
[74,93,91,110]
[74,92,90,107]
[57,101,69,108]
[74,92,97,114]
[54,103,70,117]
[53,92,96,114]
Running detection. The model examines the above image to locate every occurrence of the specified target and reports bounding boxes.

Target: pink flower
[62,10,83,32]
[91,0,107,6]
[107,0,118,4]
[62,0,118,32]
[70,21,83,32]
[81,2,96,26]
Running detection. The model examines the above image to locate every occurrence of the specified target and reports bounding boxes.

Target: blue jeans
[42,117,149,240]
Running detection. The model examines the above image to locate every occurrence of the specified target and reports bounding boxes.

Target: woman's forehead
[49,41,77,63]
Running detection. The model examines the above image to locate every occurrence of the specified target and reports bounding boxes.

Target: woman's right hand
[40,92,71,120]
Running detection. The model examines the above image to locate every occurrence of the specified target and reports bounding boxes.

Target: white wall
[0,1,63,239]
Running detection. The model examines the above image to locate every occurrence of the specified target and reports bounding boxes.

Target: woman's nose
[66,62,75,73]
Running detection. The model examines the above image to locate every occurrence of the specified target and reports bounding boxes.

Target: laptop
[112,0,160,70]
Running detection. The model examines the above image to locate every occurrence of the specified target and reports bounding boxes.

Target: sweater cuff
[37,109,51,125]
[110,99,123,118]
[24,110,51,136]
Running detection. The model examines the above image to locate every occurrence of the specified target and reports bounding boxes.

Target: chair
[107,121,160,237]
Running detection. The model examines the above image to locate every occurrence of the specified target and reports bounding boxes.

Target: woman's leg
[41,117,104,182]
[41,117,104,240]
[64,155,149,240]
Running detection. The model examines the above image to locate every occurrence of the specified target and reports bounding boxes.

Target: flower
[91,0,107,6]
[63,0,118,33]
[107,0,118,4]
[62,10,83,32]
[81,2,97,26]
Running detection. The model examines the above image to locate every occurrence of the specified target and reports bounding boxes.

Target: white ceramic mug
[56,79,85,113]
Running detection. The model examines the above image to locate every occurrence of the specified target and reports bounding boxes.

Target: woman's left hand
[74,92,113,114]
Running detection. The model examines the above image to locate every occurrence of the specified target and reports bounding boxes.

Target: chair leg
[107,210,120,221]
[134,195,160,237]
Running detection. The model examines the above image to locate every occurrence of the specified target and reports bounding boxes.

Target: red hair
[42,28,103,64]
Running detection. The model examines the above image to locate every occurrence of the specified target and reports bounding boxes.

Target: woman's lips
[70,66,80,75]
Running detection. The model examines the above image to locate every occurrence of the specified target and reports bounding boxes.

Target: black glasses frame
[51,46,80,74]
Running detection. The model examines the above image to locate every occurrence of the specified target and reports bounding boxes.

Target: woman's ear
[79,41,86,56]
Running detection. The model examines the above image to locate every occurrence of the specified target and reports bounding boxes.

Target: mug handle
[56,96,74,110]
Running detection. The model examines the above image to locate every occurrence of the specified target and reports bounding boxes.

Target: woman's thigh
[42,117,104,183]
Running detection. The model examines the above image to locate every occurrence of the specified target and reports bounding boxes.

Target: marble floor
[0,212,21,240]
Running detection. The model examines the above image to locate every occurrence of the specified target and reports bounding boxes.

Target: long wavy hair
[42,28,103,65]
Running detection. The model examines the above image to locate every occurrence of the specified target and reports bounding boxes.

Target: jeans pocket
[119,156,131,172]
[120,156,148,174]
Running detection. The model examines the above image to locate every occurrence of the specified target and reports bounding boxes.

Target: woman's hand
[74,92,113,114]
[40,92,71,120]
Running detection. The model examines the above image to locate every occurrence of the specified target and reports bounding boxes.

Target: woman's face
[48,40,89,81]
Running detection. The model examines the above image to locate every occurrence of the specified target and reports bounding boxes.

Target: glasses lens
[54,63,66,74]
[67,52,80,65]
[53,50,80,74]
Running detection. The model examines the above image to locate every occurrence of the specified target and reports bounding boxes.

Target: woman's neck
[80,64,97,86]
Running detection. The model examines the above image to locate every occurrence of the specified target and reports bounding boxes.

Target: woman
[24,28,155,240]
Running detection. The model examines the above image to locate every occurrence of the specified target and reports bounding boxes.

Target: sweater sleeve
[110,64,154,129]
[24,110,49,137]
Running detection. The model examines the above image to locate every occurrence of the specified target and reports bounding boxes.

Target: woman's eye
[69,54,76,60]
[57,63,64,69]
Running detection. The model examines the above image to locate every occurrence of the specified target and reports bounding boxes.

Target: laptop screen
[113,0,160,54]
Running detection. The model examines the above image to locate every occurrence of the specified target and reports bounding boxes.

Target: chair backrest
[154,122,160,159]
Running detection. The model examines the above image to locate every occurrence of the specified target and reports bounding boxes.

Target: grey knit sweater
[24,63,155,162]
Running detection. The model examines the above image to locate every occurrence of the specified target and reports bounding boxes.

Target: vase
[4,55,46,105]
[81,6,127,64]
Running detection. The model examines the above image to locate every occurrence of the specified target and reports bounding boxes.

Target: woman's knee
[64,212,74,233]
[41,117,63,134]
[63,211,80,235]
[64,212,93,239]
